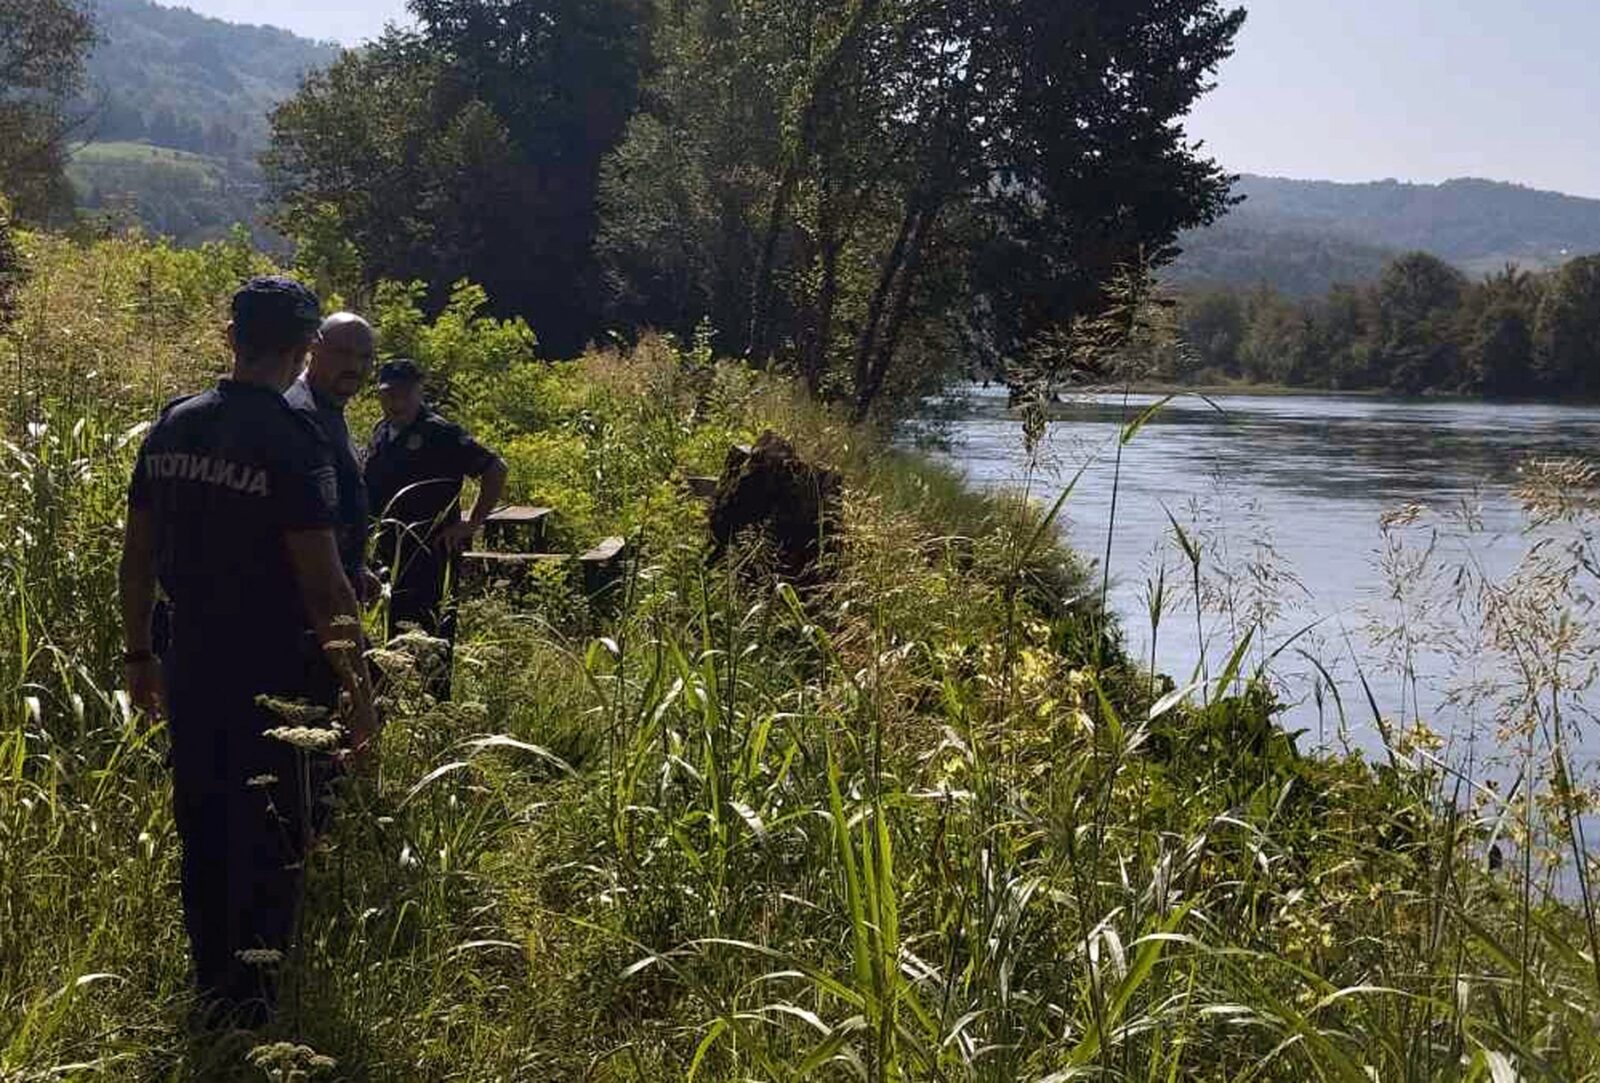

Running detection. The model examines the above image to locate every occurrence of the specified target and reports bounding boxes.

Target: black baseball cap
[231,276,322,354]
[377,358,424,389]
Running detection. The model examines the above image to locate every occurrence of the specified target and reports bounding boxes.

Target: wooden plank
[487,506,553,524]
[579,537,627,600]
[482,506,553,553]
[462,551,569,565]
[579,536,626,563]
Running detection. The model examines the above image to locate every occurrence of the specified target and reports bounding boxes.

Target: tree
[1371,252,1466,393]
[267,0,648,356]
[1533,254,1600,398]
[266,35,448,292]
[1238,288,1304,385]
[966,1,1243,384]
[1470,304,1534,399]
[600,0,1245,417]
[0,0,96,221]
[1463,265,1539,398]
[1316,283,1375,389]
[1181,290,1246,377]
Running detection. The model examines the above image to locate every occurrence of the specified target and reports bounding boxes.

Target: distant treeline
[1175,252,1600,398]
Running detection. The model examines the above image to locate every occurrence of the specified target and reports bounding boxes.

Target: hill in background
[69,0,339,245]
[1170,175,1600,295]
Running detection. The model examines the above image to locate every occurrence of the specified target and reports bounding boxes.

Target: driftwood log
[708,432,841,584]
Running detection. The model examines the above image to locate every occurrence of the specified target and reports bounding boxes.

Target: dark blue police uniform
[129,379,341,1015]
[365,406,495,694]
[285,374,369,583]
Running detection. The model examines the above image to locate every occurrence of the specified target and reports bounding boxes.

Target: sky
[170,0,1600,199]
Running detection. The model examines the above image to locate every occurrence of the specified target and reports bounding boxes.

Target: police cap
[232,276,322,356]
[377,358,425,389]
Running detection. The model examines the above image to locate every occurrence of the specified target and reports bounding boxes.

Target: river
[923,387,1600,761]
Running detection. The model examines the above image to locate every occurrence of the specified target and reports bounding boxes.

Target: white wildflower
[247,1041,337,1078]
[255,695,332,725]
[263,725,343,752]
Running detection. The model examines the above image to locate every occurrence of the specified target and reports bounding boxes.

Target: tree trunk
[803,174,841,398]
[854,201,937,421]
[747,164,798,364]
[851,198,919,408]
[747,0,882,365]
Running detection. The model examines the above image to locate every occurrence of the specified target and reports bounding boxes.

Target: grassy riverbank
[4,232,1600,1081]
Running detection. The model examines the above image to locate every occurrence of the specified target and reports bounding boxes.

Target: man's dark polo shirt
[365,407,496,542]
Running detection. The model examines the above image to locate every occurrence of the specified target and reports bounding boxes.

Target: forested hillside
[82,0,338,156]
[68,0,338,243]
[1174,174,1600,294]
[1165,218,1398,297]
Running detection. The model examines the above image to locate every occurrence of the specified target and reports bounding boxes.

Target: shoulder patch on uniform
[312,465,338,509]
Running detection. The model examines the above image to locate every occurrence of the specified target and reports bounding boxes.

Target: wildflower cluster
[254,696,332,725]
[262,725,344,752]
[246,1041,337,1081]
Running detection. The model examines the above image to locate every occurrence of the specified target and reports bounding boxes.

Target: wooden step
[579,536,626,564]
[461,551,568,565]
[579,537,628,598]
[460,536,629,599]
[486,505,553,525]
[481,505,552,551]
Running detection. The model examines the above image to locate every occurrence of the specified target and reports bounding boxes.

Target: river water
[922,387,1600,761]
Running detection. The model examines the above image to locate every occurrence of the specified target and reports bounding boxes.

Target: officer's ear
[223,321,238,355]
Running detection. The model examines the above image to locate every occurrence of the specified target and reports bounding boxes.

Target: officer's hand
[435,520,477,554]
[126,658,166,718]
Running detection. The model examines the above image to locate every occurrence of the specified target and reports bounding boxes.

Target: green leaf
[1121,394,1174,445]
[687,1018,728,1082]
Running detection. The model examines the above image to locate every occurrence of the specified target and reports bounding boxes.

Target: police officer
[365,359,507,697]
[117,276,376,1028]
[286,312,380,601]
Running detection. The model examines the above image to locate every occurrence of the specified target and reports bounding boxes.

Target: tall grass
[1,230,1597,1081]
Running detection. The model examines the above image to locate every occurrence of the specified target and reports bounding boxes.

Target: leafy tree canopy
[0,0,96,220]
[269,0,1242,412]
[266,0,649,357]
[600,0,1245,416]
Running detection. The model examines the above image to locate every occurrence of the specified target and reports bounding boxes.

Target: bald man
[286,313,379,600]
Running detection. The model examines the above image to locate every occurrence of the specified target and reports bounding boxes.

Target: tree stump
[708,432,841,584]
